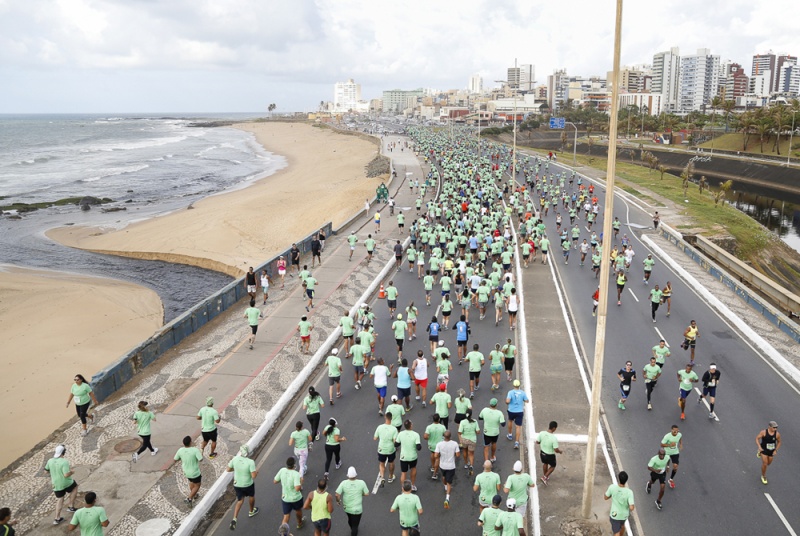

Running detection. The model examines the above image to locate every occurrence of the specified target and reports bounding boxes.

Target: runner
[643,254,655,284]
[66,374,99,437]
[370,358,393,416]
[591,286,600,317]
[455,314,470,362]
[681,320,699,364]
[260,269,273,305]
[347,232,358,261]
[424,414,447,480]
[67,492,108,535]
[649,284,663,323]
[503,460,536,517]
[174,436,203,506]
[303,387,325,442]
[392,314,408,359]
[322,418,346,478]
[326,349,343,405]
[652,339,670,371]
[473,461,502,514]
[604,471,634,536]
[505,287,519,331]
[615,270,627,306]
[277,256,288,288]
[505,380,529,449]
[340,310,355,355]
[660,425,683,489]
[389,481,423,536]
[489,344,504,391]
[426,315,441,355]
[495,497,526,536]
[661,281,673,316]
[289,421,313,478]
[310,235,322,268]
[245,266,257,300]
[698,363,721,418]
[411,350,428,406]
[645,448,668,510]
[441,294,454,330]
[580,239,591,267]
[434,431,461,509]
[244,299,262,350]
[477,494,503,534]
[407,245,417,273]
[453,389,472,428]
[374,413,398,487]
[429,383,452,429]
[536,421,563,486]
[466,344,485,398]
[394,240,404,271]
[275,457,304,531]
[303,479,333,536]
[386,395,407,432]
[132,400,158,461]
[0,508,16,536]
[365,234,376,265]
[44,445,78,525]
[335,467,369,536]
[502,339,516,382]
[406,302,419,340]
[297,315,313,355]
[227,445,259,530]
[303,272,317,312]
[396,420,422,491]
[643,357,662,410]
[756,421,781,484]
[653,211,660,229]
[374,211,381,233]
[435,343,453,388]
[290,244,301,277]
[677,363,698,421]
[539,235,550,264]
[196,397,220,458]
[457,410,480,475]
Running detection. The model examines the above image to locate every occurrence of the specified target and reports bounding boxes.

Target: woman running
[132,401,158,461]
[405,302,418,340]
[303,387,325,442]
[66,374,99,437]
[322,418,346,477]
[662,281,673,317]
[277,256,287,289]
[289,421,313,477]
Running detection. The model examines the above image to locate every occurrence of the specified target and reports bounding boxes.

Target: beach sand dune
[48,122,386,276]
[0,265,163,469]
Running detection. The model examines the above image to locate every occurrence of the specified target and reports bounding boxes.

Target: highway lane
[206,238,533,535]
[514,152,800,535]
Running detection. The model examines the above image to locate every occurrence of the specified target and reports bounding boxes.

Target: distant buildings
[652,47,681,113]
[382,88,424,113]
[679,48,720,113]
[468,74,483,94]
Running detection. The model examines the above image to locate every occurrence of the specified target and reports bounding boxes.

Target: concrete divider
[89,222,333,403]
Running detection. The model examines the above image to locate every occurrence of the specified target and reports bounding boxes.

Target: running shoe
[680,412,685,421]
[387,474,396,483]
[617,301,621,305]
[336,392,342,398]
[412,485,418,492]
[297,517,306,530]
[229,519,236,531]
[655,500,662,510]
[540,476,548,486]
[315,433,320,441]
[152,448,159,456]
[53,518,65,525]
[415,396,421,401]
[470,392,474,399]
[431,474,438,480]
[646,481,651,494]
[430,467,435,472]
[507,434,513,441]
[668,479,675,489]
[697,396,703,404]
[67,507,77,512]
[209,452,218,459]
[184,498,193,505]
[709,412,715,419]
[335,463,341,470]
[378,410,384,416]
[444,499,450,509]
[248,507,259,518]
[80,430,88,437]
[380,478,386,487]
[422,402,427,408]
[761,475,768,485]
[324,472,329,479]
[514,441,520,449]
[647,403,652,411]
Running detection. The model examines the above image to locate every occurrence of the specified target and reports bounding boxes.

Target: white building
[468,74,483,94]
[618,92,664,116]
[652,47,681,112]
[750,71,772,97]
[679,48,720,112]
[333,79,362,112]
[547,69,569,111]
[520,64,535,91]
[778,60,800,96]
[382,89,424,113]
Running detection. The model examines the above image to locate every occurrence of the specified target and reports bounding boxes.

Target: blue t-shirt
[469,237,479,249]
[507,389,529,413]
[397,367,412,389]
[429,322,440,336]
[455,321,468,341]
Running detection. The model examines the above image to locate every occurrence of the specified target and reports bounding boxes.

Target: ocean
[0,113,285,321]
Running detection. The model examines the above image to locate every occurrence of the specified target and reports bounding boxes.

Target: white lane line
[553,433,605,445]
[654,327,669,347]
[765,493,798,536]
[372,474,383,495]
[693,387,720,422]
[628,288,640,302]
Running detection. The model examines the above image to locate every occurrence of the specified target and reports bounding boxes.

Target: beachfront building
[382,89,424,114]
[334,79,362,112]
[652,47,681,113]
[778,60,800,97]
[678,48,720,112]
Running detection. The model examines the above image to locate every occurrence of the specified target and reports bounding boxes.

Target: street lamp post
[566,121,578,165]
[789,111,798,166]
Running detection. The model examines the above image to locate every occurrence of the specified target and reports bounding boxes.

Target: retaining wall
[90,222,333,402]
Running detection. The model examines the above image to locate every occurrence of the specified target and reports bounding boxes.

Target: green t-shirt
[304,395,322,414]
[274,466,302,502]
[391,493,422,528]
[650,289,663,303]
[434,347,451,361]
[326,355,342,377]
[69,506,108,536]
[375,423,398,454]
[386,404,406,427]
[365,238,376,251]
[458,419,480,442]
[424,422,446,452]
[393,320,408,339]
[440,276,452,291]
[305,277,317,290]
[423,275,434,290]
[298,320,312,336]
[299,269,310,282]
[454,396,472,415]
[678,370,698,390]
[466,351,484,372]
[475,471,502,504]
[325,426,341,445]
[71,382,93,406]
[537,430,559,455]
[495,510,524,536]
[291,429,310,450]
[229,455,256,488]
[431,392,451,417]
[479,407,505,436]
[489,350,504,367]
[197,406,219,432]
[504,472,534,505]
[648,454,668,474]
[643,258,655,271]
[643,363,661,381]
[605,483,634,520]
[652,345,670,364]
[336,479,369,515]
[350,344,366,366]
[245,307,261,326]
[386,286,399,300]
[174,446,202,479]
[340,316,355,337]
[476,286,491,303]
[521,243,532,256]
[397,430,421,461]
[44,457,74,491]
[133,410,155,436]
[661,432,682,455]
[347,234,358,246]
[442,299,454,313]
[479,507,503,536]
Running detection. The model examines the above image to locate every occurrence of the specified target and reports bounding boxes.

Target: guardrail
[658,228,800,344]
[90,222,333,402]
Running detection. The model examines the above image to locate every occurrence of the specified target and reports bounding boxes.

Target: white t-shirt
[435,440,460,470]
[624,249,635,263]
[507,295,519,312]
[372,365,390,388]
[470,275,483,290]
[412,358,428,380]
[260,275,269,288]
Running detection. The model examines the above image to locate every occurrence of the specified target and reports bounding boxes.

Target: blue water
[0,113,284,321]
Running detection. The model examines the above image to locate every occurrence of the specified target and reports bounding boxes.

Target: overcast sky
[1,0,797,114]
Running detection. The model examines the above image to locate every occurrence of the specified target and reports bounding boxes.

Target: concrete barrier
[89,222,333,402]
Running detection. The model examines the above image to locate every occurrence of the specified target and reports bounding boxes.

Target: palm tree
[738,111,756,151]
[721,99,736,133]
[772,104,788,155]
[268,103,277,118]
[755,109,772,153]
[658,164,667,180]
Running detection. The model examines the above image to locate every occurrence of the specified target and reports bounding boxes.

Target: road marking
[628,288,640,302]
[654,327,669,347]
[765,493,798,536]
[553,433,605,445]
[372,474,383,495]
[693,387,720,421]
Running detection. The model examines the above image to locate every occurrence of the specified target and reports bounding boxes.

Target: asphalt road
[517,153,800,535]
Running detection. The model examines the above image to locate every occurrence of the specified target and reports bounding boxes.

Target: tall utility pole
[512,58,518,180]
[582,0,624,519]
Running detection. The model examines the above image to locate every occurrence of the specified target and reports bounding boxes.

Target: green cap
[490,398,498,406]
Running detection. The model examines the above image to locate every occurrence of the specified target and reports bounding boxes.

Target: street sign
[549,117,566,129]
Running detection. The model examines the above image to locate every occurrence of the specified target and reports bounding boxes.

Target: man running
[392,314,408,359]
[227,445,259,530]
[365,234,376,265]
[347,232,358,261]
[196,397,220,459]
[536,421,563,486]
[677,363,698,421]
[44,445,78,526]
[303,479,333,536]
[396,420,422,491]
[325,349,343,405]
[335,467,369,536]
[244,299,262,350]
[424,414,447,480]
[274,457,304,530]
[434,431,460,509]
[389,481,423,536]
[756,421,781,484]
[643,254,655,284]
[429,383,452,429]
[386,281,399,319]
[615,270,627,306]
[649,284,663,323]
[290,244,301,277]
[681,320,699,364]
[411,350,428,406]
[652,339,670,370]
[394,240,404,271]
[370,358,393,416]
[617,361,636,411]
[495,498,526,536]
[643,357,661,411]
[645,448,668,510]
[374,413,398,487]
[698,363,721,419]
[473,461,502,514]
[297,315,313,355]
[310,235,322,268]
[244,266,257,300]
[466,344,485,398]
[660,425,682,489]
[503,460,536,517]
[340,310,355,355]
[477,495,504,534]
[604,471,634,536]
[505,380,528,449]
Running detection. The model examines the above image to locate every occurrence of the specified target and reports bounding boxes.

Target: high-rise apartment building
[778,60,800,96]
[546,69,569,111]
[507,67,520,89]
[679,48,720,112]
[519,64,535,91]
[333,79,362,112]
[722,63,749,99]
[382,89,424,113]
[775,55,798,94]
[652,47,681,112]
[468,74,483,94]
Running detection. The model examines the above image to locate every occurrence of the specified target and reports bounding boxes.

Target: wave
[81,164,150,182]
[83,135,189,153]
[194,145,219,157]
[12,155,56,166]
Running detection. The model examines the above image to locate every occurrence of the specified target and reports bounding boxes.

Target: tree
[738,111,756,151]
[772,104,788,155]
[587,135,595,155]
[680,161,694,199]
[721,99,736,133]
[699,175,707,193]
[268,103,277,118]
[658,164,667,180]
[714,180,733,205]
[755,110,772,153]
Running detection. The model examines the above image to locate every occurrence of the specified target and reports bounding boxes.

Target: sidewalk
[0,135,426,536]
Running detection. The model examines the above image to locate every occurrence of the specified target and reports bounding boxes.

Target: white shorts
[417,259,425,265]
[278,268,286,275]
[247,285,256,293]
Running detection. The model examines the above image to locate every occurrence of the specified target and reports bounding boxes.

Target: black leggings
[646,381,657,403]
[651,301,660,320]
[308,412,321,438]
[346,513,362,536]
[75,402,90,425]
[137,434,154,455]
[324,444,340,473]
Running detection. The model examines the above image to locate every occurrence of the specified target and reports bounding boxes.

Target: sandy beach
[0,265,163,469]
[48,122,386,276]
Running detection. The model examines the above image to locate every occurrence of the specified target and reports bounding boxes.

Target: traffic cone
[378,284,386,299]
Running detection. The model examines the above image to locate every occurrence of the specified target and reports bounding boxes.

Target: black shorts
[504,359,515,371]
[291,259,300,266]
[429,335,439,342]
[281,499,303,515]
[669,454,680,465]
[442,310,451,317]
[54,481,77,498]
[188,475,202,484]
[457,340,468,347]
[508,310,517,317]
[388,300,397,308]
[396,338,404,350]
[306,289,315,299]
[702,386,717,397]
[454,413,466,425]
[650,471,666,484]
[616,284,625,291]
[484,434,498,445]
[442,468,455,484]
[234,484,255,501]
[469,371,481,380]
[328,376,340,386]
[540,452,557,467]
[250,325,258,335]
[201,429,218,443]
[398,387,411,399]
[378,452,397,463]
[400,459,418,472]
